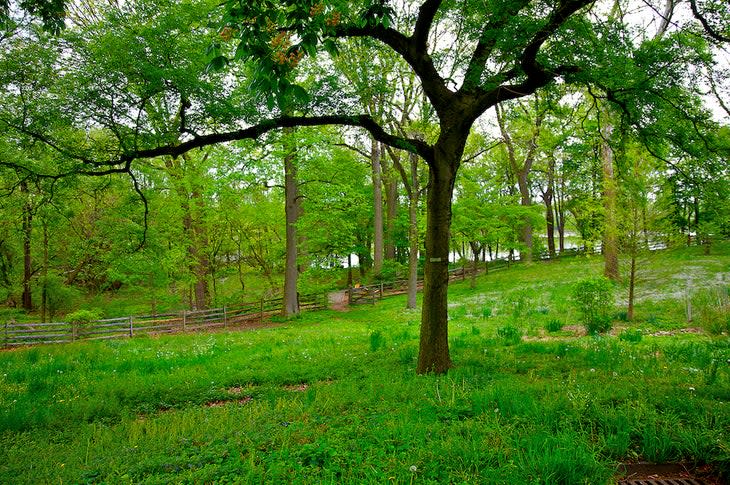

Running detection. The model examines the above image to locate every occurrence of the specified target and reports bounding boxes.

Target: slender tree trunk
[347,254,353,287]
[517,171,534,262]
[383,149,399,261]
[371,140,384,274]
[543,157,556,259]
[556,175,566,253]
[469,241,480,289]
[41,220,48,322]
[190,188,209,310]
[21,181,32,311]
[235,246,245,292]
[406,152,419,310]
[628,253,636,320]
[600,119,619,281]
[283,130,301,317]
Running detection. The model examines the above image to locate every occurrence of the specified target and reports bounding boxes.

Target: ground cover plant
[0,244,729,484]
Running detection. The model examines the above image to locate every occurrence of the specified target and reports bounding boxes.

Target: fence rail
[1,240,680,348]
[3,293,327,348]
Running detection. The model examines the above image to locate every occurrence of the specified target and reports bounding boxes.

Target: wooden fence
[2,241,674,347]
[3,293,327,348]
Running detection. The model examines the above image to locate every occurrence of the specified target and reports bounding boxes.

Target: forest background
[0,0,728,373]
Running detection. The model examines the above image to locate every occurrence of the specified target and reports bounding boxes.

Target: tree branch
[690,0,730,43]
[125,114,434,164]
[413,0,442,50]
[334,24,452,115]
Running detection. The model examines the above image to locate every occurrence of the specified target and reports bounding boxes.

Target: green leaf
[289,84,310,105]
[206,55,228,73]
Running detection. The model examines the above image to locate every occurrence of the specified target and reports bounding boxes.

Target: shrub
[66,308,102,324]
[66,309,103,340]
[618,328,643,343]
[369,330,385,352]
[571,277,614,334]
[545,319,563,333]
[497,325,522,345]
[372,260,406,283]
[692,286,730,335]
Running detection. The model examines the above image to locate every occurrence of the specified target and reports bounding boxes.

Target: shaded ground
[616,462,724,484]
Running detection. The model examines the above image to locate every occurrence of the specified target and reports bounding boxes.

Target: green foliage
[618,328,643,343]
[372,260,406,283]
[368,330,384,352]
[496,325,522,345]
[571,276,615,334]
[65,308,102,324]
[692,286,730,335]
[544,318,563,333]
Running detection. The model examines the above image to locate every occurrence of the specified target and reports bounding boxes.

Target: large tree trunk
[21,180,32,311]
[371,139,384,274]
[600,120,619,281]
[283,131,301,317]
[417,143,462,374]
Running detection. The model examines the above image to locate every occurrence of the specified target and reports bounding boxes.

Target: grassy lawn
[1,244,729,484]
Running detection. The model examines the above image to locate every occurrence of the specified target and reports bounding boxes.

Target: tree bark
[283,129,301,317]
[417,139,463,374]
[371,139,384,274]
[190,187,209,310]
[600,118,619,281]
[469,241,480,289]
[41,220,48,322]
[406,151,419,310]
[21,180,33,311]
[383,146,399,261]
[543,156,557,259]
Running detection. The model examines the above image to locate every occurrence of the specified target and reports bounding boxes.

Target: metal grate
[618,479,708,485]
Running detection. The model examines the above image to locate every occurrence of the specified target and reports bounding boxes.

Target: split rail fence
[3,242,672,347]
[3,293,326,348]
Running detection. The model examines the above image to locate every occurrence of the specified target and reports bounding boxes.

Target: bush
[545,319,563,333]
[618,328,643,343]
[372,260,406,283]
[65,309,102,324]
[497,325,522,345]
[692,286,730,335]
[571,277,614,334]
[369,330,385,352]
[66,309,103,340]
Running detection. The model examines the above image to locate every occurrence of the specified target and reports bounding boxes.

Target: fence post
[182,310,187,332]
[3,320,7,349]
[223,306,228,329]
[260,298,264,324]
[129,316,134,338]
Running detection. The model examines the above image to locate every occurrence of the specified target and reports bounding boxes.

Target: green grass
[1,243,729,483]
